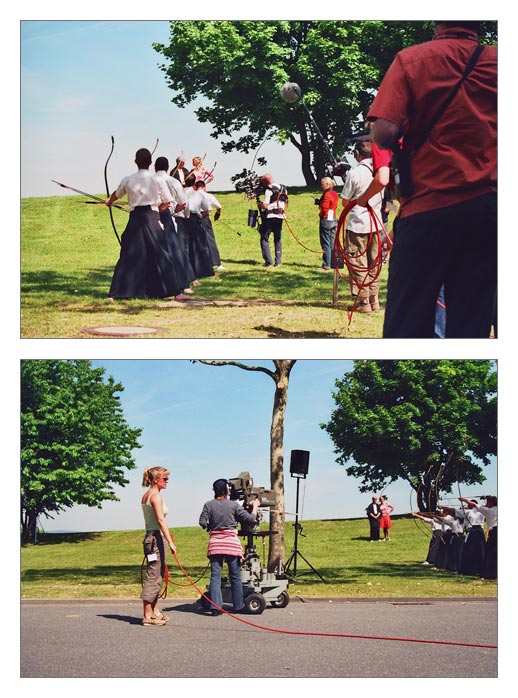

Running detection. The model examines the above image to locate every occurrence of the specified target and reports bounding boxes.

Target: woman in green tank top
[140,466,177,626]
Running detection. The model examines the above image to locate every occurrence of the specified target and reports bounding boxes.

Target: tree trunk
[21,509,39,544]
[290,123,317,186]
[194,360,296,572]
[268,369,289,571]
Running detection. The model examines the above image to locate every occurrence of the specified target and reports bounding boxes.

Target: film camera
[228,471,277,532]
[232,169,265,201]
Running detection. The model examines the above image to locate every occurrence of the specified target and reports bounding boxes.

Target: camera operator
[199,479,260,615]
[258,173,288,267]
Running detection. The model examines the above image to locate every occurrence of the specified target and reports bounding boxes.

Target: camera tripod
[284,475,325,583]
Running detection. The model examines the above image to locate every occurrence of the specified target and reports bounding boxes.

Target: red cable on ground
[283,215,321,254]
[172,552,496,650]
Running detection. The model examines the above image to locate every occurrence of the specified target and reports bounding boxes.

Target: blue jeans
[319,219,337,268]
[434,285,446,338]
[209,555,244,611]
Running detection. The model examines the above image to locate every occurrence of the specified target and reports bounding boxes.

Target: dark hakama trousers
[425,530,443,565]
[200,217,222,266]
[188,216,215,279]
[482,527,497,579]
[436,530,452,569]
[460,525,486,576]
[109,206,182,299]
[445,533,464,573]
[173,216,196,283]
[159,209,195,290]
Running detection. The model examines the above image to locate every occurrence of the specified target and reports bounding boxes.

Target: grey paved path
[21,597,497,678]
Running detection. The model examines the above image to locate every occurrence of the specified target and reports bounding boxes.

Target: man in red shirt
[366,21,497,338]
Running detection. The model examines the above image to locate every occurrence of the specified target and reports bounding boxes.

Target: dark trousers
[460,525,486,576]
[383,192,497,338]
[260,217,283,265]
[201,218,222,266]
[483,527,497,579]
[369,518,380,541]
[426,530,444,565]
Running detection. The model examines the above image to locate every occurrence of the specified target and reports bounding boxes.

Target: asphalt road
[21,597,497,679]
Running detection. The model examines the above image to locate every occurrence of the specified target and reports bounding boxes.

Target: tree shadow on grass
[21,269,113,300]
[22,565,210,586]
[284,561,458,586]
[22,532,102,547]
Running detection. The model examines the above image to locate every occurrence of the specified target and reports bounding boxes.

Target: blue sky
[40,359,497,534]
[20,19,307,199]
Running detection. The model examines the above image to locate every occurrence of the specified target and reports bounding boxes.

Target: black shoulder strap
[411,44,484,156]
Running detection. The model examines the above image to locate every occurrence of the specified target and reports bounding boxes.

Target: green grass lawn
[21,517,496,599]
[21,187,390,338]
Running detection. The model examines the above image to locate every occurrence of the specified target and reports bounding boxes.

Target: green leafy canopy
[152,20,434,183]
[321,360,496,508]
[21,360,142,537]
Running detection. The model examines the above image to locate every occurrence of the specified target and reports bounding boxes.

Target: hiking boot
[369,295,380,311]
[356,299,372,313]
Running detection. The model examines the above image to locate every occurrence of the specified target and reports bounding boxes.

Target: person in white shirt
[184,176,215,280]
[105,147,185,300]
[412,511,445,566]
[194,180,224,270]
[460,496,497,579]
[341,140,385,313]
[258,173,287,267]
[440,512,465,573]
[154,156,196,295]
[440,499,486,577]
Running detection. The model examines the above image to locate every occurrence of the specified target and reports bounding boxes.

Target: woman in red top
[317,177,338,271]
[379,495,394,541]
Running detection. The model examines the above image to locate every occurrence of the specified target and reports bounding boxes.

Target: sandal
[152,612,170,622]
[142,616,166,626]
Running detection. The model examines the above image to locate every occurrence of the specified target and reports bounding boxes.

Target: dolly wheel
[270,591,289,608]
[244,592,266,615]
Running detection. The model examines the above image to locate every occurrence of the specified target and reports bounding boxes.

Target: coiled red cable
[334,200,393,324]
[172,551,496,650]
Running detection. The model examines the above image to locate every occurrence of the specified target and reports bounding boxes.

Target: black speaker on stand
[284,450,325,583]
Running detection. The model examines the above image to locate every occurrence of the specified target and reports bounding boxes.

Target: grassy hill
[21,518,496,599]
[21,187,391,338]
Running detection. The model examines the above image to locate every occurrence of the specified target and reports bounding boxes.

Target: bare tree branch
[195,360,276,380]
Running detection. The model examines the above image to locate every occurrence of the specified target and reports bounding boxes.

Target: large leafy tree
[21,360,142,542]
[153,20,434,184]
[321,360,496,512]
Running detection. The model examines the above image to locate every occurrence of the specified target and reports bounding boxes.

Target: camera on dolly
[200,471,290,615]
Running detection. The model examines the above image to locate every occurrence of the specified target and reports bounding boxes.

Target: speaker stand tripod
[284,475,325,583]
